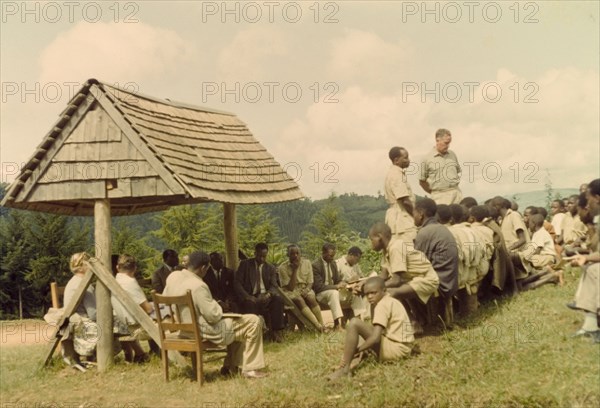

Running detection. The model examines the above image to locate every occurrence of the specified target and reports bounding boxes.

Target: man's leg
[304,292,325,325]
[292,296,322,329]
[328,318,375,380]
[231,314,266,373]
[316,289,344,327]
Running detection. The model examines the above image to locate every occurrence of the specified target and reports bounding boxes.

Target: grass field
[1,266,599,408]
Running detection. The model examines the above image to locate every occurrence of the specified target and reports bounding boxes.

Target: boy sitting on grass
[327,277,414,381]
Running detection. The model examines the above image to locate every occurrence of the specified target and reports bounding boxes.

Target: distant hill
[505,189,580,210]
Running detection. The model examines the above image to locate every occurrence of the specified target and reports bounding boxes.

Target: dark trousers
[241,294,285,331]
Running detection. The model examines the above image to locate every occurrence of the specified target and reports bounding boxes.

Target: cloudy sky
[1,1,598,202]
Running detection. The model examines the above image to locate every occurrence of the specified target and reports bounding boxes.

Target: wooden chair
[50,282,66,309]
[151,290,206,385]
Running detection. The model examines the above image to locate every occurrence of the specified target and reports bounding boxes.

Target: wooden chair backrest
[151,290,202,343]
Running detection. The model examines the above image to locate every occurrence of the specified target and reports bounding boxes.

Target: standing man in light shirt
[419,128,462,205]
[384,146,417,243]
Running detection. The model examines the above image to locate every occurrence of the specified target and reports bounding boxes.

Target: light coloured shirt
[501,209,530,249]
[111,273,147,326]
[384,165,416,235]
[551,213,565,236]
[419,148,461,191]
[381,238,433,279]
[530,228,557,257]
[163,269,235,346]
[258,263,266,294]
[278,258,313,288]
[64,274,96,321]
[336,256,362,282]
[561,212,587,244]
[372,293,414,344]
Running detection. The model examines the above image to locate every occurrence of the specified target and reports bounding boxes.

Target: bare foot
[327,367,351,381]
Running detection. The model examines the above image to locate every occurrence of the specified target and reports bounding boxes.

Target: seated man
[313,243,363,329]
[152,249,179,294]
[413,199,458,300]
[204,252,238,313]
[164,251,268,378]
[469,205,495,284]
[517,214,563,290]
[369,222,439,306]
[448,204,483,297]
[335,246,369,320]
[278,244,324,331]
[560,195,588,247]
[568,179,599,342]
[327,277,414,381]
[111,254,154,363]
[234,243,285,342]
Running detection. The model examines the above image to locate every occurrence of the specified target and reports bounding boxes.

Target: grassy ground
[1,266,599,408]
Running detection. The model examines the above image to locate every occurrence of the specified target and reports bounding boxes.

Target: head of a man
[449,204,466,225]
[181,254,190,268]
[209,252,224,270]
[490,196,511,217]
[188,251,210,278]
[435,128,452,155]
[163,249,179,268]
[321,243,336,263]
[254,243,269,265]
[287,244,301,265]
[567,195,579,216]
[363,276,386,306]
[70,252,90,275]
[469,205,489,223]
[414,198,437,227]
[577,192,593,224]
[388,146,410,169]
[523,206,539,225]
[586,179,600,215]
[436,204,452,225]
[117,254,137,274]
[368,222,392,252]
[346,246,363,266]
[528,214,545,233]
[550,199,565,216]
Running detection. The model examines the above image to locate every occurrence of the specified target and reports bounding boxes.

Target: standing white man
[419,128,462,205]
[385,146,417,243]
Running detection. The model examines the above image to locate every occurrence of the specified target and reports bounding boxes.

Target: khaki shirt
[278,258,313,288]
[419,148,461,191]
[501,209,530,249]
[381,238,432,279]
[384,165,416,235]
[372,294,414,344]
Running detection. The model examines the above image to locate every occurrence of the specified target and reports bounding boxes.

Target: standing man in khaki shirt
[419,128,462,205]
[385,146,417,243]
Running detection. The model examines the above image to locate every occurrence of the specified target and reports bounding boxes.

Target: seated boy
[327,277,414,380]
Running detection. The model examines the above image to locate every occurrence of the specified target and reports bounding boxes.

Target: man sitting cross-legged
[164,251,268,379]
[278,244,325,331]
[369,222,439,312]
[327,277,414,381]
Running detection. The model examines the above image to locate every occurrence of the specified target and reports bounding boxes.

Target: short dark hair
[364,276,385,291]
[578,192,588,209]
[491,196,511,209]
[369,222,391,239]
[537,207,548,218]
[287,244,300,256]
[435,128,451,139]
[449,204,465,224]
[388,146,406,161]
[255,243,269,253]
[436,204,451,224]
[348,246,362,256]
[525,206,539,215]
[322,243,336,253]
[209,252,222,262]
[470,205,489,222]
[552,199,565,209]
[162,249,177,261]
[589,178,600,196]
[415,198,437,218]
[530,214,545,228]
[189,251,210,270]
[460,197,478,209]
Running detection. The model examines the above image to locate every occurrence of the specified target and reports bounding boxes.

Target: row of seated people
[153,243,370,340]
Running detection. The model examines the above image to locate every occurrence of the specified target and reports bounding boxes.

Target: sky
[1,1,599,202]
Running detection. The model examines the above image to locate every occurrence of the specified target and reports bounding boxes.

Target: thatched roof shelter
[2,79,303,215]
[1,79,303,371]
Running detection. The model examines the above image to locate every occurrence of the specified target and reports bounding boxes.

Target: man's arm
[509,229,527,251]
[399,196,414,216]
[234,261,253,302]
[419,180,432,194]
[151,268,165,294]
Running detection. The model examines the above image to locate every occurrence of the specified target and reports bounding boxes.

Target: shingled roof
[1,79,303,216]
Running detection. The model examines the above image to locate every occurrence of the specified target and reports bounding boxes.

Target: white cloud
[39,21,194,84]
[216,26,287,82]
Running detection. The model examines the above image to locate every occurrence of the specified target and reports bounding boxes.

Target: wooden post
[223,203,239,270]
[94,199,113,371]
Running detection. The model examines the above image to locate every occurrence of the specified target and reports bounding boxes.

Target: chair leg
[162,350,169,382]
[198,350,204,385]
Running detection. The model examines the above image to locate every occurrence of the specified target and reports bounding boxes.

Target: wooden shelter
[1,79,303,371]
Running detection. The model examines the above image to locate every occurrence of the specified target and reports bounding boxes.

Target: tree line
[0,183,388,319]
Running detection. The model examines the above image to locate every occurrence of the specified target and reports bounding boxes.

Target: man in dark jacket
[235,243,285,342]
[205,252,239,313]
[313,243,347,329]
[152,249,179,294]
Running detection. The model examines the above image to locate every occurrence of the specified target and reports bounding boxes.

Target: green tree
[112,218,160,278]
[153,203,223,257]
[237,204,282,260]
[299,193,352,259]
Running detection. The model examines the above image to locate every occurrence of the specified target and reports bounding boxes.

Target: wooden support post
[94,199,113,372]
[223,203,239,271]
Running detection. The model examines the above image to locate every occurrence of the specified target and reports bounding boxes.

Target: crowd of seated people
[59,177,600,380]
